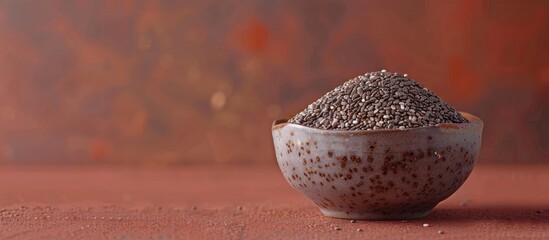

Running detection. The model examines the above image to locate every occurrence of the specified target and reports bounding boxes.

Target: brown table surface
[0,163,548,240]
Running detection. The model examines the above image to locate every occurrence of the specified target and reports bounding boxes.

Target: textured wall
[0,0,547,164]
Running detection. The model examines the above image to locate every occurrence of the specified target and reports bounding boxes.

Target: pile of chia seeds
[288,70,468,130]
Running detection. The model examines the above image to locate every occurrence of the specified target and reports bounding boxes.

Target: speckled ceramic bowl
[272,112,483,220]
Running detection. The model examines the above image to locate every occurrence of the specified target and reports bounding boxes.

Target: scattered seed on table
[334,227,342,231]
[288,70,468,130]
[438,230,445,234]
[423,223,430,227]
[357,228,363,232]
[350,219,357,223]
[461,199,470,207]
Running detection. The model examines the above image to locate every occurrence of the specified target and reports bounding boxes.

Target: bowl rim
[272,111,483,134]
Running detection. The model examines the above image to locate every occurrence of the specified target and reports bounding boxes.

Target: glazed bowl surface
[272,112,483,220]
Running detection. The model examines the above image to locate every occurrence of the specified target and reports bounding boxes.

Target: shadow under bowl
[272,112,483,220]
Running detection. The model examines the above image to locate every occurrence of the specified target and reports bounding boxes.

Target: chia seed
[288,70,468,130]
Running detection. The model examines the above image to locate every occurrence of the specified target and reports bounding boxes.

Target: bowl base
[319,207,433,220]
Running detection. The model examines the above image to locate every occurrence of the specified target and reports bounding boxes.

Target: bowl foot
[319,207,433,220]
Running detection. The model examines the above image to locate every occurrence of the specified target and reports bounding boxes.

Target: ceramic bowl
[272,112,483,220]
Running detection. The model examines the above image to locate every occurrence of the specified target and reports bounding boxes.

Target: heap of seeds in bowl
[288,70,469,130]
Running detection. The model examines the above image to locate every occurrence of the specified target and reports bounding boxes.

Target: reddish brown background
[0,0,548,164]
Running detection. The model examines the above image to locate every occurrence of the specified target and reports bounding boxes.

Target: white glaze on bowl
[272,112,483,220]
